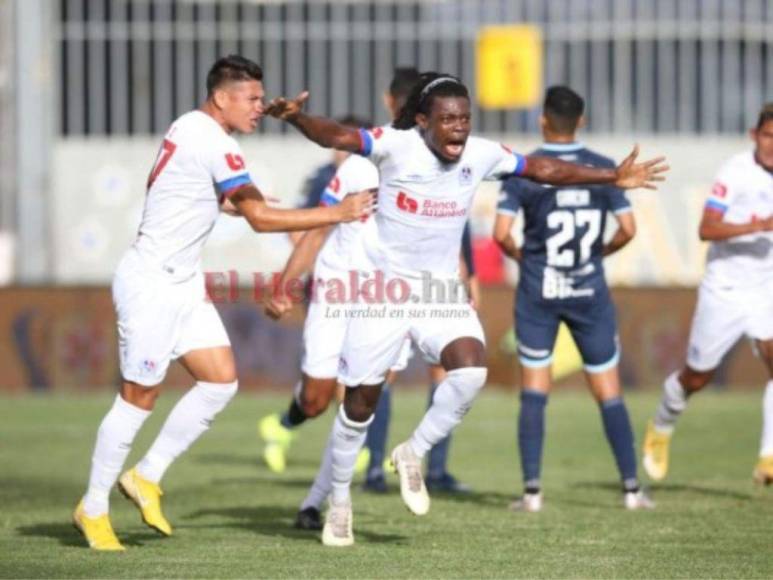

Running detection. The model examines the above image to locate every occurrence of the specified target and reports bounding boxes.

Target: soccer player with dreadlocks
[267,72,668,546]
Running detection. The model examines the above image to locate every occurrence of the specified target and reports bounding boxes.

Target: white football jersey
[315,153,380,271]
[357,126,527,276]
[132,110,252,282]
[703,151,773,289]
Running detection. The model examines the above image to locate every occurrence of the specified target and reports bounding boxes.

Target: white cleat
[508,492,543,513]
[321,499,354,547]
[624,489,656,510]
[390,441,430,516]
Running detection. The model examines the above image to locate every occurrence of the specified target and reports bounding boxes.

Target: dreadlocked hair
[392,72,469,130]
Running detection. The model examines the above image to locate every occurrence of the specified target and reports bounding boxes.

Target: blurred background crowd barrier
[1,0,771,390]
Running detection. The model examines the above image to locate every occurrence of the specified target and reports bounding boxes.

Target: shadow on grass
[16,522,161,548]
[194,453,320,470]
[575,480,752,501]
[209,475,317,489]
[184,505,407,545]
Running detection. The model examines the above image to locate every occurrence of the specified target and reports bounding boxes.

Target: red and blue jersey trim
[705,198,728,213]
[513,153,528,176]
[216,173,252,197]
[358,128,374,156]
[319,190,340,207]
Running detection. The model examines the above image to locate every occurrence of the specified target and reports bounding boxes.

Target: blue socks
[364,384,391,478]
[600,397,639,491]
[427,383,453,479]
[518,389,548,492]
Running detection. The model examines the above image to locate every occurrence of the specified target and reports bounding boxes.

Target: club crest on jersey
[459,165,473,186]
[712,182,727,198]
[225,153,245,171]
[141,359,156,374]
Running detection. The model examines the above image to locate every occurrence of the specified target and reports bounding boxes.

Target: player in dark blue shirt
[494,86,653,511]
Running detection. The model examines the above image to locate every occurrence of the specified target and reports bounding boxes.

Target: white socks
[653,372,688,433]
[83,395,151,517]
[330,405,373,504]
[760,380,773,457]
[409,367,487,458]
[136,381,238,483]
[300,430,334,511]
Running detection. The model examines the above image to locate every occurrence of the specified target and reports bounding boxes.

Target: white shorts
[339,297,485,387]
[301,261,413,378]
[113,251,231,386]
[686,280,773,372]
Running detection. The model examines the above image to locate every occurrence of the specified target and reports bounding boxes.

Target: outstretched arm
[266,91,363,152]
[229,184,372,232]
[523,145,669,190]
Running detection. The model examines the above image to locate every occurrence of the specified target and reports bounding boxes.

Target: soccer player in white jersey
[643,103,773,484]
[71,55,373,551]
[267,72,668,546]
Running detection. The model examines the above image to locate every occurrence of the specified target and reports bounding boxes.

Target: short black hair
[393,72,469,130]
[756,103,773,130]
[206,55,263,97]
[336,114,373,130]
[543,85,585,135]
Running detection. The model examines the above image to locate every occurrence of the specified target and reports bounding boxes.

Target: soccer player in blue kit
[495,86,654,511]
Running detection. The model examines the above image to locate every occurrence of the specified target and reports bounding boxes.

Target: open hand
[338,189,377,223]
[615,145,670,190]
[265,91,310,121]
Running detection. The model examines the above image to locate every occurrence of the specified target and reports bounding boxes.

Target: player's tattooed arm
[493,213,522,262]
[265,91,363,152]
[228,183,374,232]
[524,145,669,190]
[603,211,637,256]
[265,225,334,320]
[698,207,773,241]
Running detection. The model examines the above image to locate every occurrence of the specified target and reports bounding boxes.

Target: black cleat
[294,507,322,530]
[362,474,388,493]
[425,472,472,494]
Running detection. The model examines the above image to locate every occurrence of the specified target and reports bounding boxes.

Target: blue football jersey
[497,143,632,303]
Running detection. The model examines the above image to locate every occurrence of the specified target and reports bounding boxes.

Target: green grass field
[1,389,772,578]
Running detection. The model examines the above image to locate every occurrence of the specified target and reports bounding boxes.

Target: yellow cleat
[72,500,125,551]
[354,448,370,475]
[753,455,773,486]
[258,413,294,473]
[642,420,672,481]
[118,468,172,536]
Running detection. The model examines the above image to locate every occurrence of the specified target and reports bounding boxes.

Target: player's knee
[440,337,486,370]
[679,368,712,393]
[120,382,161,411]
[342,386,380,423]
[299,391,332,418]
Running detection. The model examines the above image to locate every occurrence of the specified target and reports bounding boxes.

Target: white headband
[419,76,462,103]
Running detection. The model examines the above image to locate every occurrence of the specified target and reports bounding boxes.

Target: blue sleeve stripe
[319,191,340,207]
[496,208,519,216]
[513,153,527,176]
[705,199,728,212]
[216,173,252,195]
[613,206,633,215]
[358,128,374,156]
[518,354,554,368]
